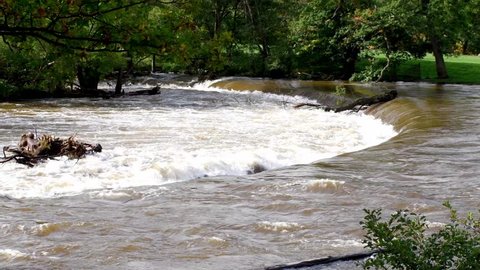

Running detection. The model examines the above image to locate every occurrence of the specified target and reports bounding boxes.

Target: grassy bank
[385,54,480,84]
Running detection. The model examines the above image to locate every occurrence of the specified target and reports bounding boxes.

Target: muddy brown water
[0,78,479,269]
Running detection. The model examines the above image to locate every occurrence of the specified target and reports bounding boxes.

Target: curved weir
[0,77,479,270]
[0,78,396,199]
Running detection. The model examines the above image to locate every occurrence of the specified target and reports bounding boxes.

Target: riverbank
[1,54,479,102]
[376,54,480,84]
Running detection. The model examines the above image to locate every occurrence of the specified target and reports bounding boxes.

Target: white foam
[306,179,345,192]
[426,221,446,228]
[326,239,364,248]
[206,236,228,247]
[0,80,397,198]
[0,248,30,261]
[160,78,316,105]
[256,221,304,233]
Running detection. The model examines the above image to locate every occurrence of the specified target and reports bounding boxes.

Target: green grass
[393,54,480,84]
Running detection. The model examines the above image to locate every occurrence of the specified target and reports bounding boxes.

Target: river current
[0,77,479,269]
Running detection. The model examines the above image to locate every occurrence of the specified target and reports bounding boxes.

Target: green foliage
[0,40,76,93]
[1,0,479,96]
[151,0,297,77]
[0,79,18,99]
[290,0,363,78]
[359,54,480,84]
[334,85,347,96]
[0,0,161,52]
[0,0,174,94]
[361,202,480,270]
[351,58,386,82]
[348,0,480,80]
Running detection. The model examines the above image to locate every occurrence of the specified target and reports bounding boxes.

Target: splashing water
[0,79,397,198]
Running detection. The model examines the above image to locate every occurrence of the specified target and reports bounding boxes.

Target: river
[0,77,479,269]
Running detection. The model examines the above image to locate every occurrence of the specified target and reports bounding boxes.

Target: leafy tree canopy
[0,0,479,97]
[0,0,173,52]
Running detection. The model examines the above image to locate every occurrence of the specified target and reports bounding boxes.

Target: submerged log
[265,250,378,270]
[101,85,161,99]
[124,85,160,96]
[1,133,102,167]
[61,85,161,99]
[294,90,398,113]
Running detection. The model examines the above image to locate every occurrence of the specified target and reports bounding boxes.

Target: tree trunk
[243,0,269,76]
[341,47,359,80]
[462,40,469,55]
[258,43,269,76]
[151,54,156,73]
[116,52,134,95]
[213,1,225,38]
[77,66,100,92]
[115,69,123,95]
[430,35,448,79]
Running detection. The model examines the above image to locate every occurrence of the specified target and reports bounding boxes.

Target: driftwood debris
[98,85,161,99]
[73,85,161,99]
[1,133,102,167]
[294,90,398,113]
[265,250,378,270]
[124,85,160,96]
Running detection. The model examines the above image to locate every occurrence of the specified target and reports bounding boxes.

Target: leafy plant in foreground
[361,202,480,269]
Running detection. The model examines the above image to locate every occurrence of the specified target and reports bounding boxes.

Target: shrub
[361,202,480,269]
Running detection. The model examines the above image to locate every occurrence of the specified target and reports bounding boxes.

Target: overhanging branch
[0,25,160,52]
[0,0,178,52]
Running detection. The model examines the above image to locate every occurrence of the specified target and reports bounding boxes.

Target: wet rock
[247,163,267,174]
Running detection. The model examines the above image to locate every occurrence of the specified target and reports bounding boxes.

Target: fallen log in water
[1,133,102,167]
[98,85,161,99]
[294,90,398,113]
[265,250,378,270]
[63,86,161,99]
[124,85,160,96]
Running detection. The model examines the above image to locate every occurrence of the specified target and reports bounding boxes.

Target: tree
[0,0,162,52]
[0,0,172,94]
[458,0,480,54]
[355,0,477,80]
[400,0,477,79]
[290,0,369,79]
[245,0,296,77]
[352,0,428,81]
[160,0,294,77]
[0,36,77,95]
[1,0,477,91]
[418,0,454,79]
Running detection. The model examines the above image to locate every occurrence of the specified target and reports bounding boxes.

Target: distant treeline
[0,0,479,98]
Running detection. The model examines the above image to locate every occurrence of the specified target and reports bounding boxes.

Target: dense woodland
[0,0,479,98]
